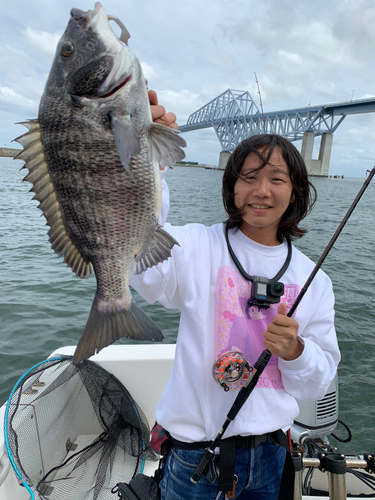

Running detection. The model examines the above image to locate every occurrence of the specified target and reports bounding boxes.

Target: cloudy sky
[1,0,375,177]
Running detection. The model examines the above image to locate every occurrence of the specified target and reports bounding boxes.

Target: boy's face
[234,147,294,246]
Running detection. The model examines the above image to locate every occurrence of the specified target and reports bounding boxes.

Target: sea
[1,157,374,454]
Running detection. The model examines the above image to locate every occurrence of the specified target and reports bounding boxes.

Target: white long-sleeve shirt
[130,182,340,442]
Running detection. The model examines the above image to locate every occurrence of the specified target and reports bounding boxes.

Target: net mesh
[5,356,157,500]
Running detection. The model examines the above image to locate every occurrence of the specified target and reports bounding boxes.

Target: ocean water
[1,157,374,454]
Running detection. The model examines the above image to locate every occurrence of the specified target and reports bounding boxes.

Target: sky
[1,0,375,177]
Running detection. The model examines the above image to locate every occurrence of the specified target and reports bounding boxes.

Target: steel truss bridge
[179,89,375,153]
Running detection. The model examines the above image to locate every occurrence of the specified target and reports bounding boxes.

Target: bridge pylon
[301,131,333,177]
[218,133,333,175]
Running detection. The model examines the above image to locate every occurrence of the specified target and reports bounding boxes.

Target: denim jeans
[159,439,286,500]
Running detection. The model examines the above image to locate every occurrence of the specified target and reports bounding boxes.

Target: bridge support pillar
[318,133,333,176]
[218,151,231,170]
[301,131,332,176]
[301,131,315,173]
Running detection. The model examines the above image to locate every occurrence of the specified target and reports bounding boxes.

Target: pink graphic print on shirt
[214,265,300,390]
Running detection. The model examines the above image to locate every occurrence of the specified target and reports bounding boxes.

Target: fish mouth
[70,2,130,45]
[68,2,134,100]
[97,73,132,98]
[71,3,130,44]
[70,3,101,31]
[69,73,132,100]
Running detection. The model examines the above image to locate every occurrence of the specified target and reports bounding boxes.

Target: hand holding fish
[149,90,178,129]
[263,302,303,360]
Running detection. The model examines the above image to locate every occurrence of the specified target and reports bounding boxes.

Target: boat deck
[0,345,372,499]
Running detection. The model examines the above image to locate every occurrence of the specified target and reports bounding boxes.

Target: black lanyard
[224,223,292,309]
[224,223,292,283]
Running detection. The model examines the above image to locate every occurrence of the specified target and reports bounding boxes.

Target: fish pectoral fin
[110,113,140,175]
[150,123,187,167]
[132,226,180,275]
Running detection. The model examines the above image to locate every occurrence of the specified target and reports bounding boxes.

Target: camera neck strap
[224,223,292,284]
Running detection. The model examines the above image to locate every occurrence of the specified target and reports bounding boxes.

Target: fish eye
[61,41,74,58]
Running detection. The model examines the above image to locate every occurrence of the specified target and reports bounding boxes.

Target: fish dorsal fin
[14,120,92,279]
[150,123,187,167]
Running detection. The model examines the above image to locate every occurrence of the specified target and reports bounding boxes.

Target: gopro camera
[248,276,284,309]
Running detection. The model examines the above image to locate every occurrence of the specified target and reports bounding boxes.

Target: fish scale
[14,2,186,363]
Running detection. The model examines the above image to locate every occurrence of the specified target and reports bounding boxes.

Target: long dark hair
[222,134,317,242]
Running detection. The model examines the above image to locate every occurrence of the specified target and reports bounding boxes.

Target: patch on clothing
[214,265,300,390]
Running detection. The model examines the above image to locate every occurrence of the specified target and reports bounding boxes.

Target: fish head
[51,2,135,98]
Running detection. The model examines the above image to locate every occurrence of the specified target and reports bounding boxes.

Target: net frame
[3,356,157,500]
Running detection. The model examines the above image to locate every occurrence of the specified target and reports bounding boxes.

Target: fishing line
[191,165,375,486]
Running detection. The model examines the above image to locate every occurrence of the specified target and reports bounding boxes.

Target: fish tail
[72,298,164,364]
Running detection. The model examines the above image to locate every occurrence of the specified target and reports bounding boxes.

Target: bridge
[0,147,21,158]
[179,89,375,175]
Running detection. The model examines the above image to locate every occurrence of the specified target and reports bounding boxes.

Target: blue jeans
[159,440,286,500]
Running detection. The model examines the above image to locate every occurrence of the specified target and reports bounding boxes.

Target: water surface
[1,158,374,453]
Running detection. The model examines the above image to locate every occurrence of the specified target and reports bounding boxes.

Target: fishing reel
[212,351,253,392]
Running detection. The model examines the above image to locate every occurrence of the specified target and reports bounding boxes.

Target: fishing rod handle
[190,447,215,484]
[190,420,232,485]
[254,349,272,369]
[227,349,272,421]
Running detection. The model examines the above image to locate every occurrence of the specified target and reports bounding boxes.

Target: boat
[0,344,374,500]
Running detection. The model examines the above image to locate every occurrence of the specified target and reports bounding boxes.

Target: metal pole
[303,457,368,469]
[325,454,347,500]
[292,452,303,500]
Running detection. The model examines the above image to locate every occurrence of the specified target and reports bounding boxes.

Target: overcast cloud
[1,0,374,177]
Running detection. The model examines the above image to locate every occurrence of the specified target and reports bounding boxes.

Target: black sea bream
[14,2,186,364]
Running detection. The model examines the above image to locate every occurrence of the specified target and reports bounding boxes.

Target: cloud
[311,80,339,98]
[0,86,37,114]
[139,61,158,82]
[153,89,200,123]
[21,27,60,57]
[0,0,375,176]
[332,0,375,58]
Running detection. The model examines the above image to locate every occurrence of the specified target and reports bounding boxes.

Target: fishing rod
[191,166,375,485]
[288,166,375,316]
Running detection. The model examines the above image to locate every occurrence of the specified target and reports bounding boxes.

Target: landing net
[4,356,157,500]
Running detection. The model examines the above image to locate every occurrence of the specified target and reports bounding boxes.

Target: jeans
[159,439,286,500]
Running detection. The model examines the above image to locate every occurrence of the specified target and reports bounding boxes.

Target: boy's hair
[222,134,317,242]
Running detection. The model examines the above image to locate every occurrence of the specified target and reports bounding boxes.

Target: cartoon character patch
[214,265,300,390]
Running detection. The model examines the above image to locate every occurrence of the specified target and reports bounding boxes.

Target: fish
[13,2,186,364]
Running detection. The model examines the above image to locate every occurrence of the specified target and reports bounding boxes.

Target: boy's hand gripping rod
[191,166,375,485]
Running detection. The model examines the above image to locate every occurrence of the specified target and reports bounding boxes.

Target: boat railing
[293,452,374,500]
